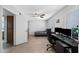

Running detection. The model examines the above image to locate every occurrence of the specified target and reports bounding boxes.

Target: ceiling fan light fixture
[40,14,45,18]
[41,14,45,16]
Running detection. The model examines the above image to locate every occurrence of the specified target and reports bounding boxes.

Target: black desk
[51,33,78,53]
[56,41,71,53]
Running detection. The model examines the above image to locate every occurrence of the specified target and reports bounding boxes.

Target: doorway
[2,9,15,49]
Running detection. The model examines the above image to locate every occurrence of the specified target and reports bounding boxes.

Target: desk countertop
[51,33,78,47]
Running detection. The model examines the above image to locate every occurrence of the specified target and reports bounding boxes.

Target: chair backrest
[47,29,51,36]
[46,29,54,44]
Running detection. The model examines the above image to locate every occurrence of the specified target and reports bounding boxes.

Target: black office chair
[46,29,56,51]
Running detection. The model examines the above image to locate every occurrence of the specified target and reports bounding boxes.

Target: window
[2,17,4,32]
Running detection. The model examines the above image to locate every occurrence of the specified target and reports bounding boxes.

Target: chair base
[47,44,56,51]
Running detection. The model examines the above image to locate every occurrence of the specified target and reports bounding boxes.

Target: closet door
[7,16,14,45]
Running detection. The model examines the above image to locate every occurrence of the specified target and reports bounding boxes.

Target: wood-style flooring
[2,35,55,53]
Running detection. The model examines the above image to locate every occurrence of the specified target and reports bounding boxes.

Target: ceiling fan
[28,12,46,18]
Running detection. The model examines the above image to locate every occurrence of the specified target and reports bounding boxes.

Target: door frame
[13,15,16,46]
[28,20,30,40]
[3,11,16,46]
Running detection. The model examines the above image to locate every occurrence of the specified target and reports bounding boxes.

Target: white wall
[29,20,47,35]
[3,16,7,43]
[15,15,27,45]
[2,5,28,45]
[47,18,55,32]
[48,6,79,32]
[0,6,2,31]
[67,9,79,29]
[0,6,3,52]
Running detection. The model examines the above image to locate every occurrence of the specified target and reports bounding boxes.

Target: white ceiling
[3,8,14,16]
[13,5,66,20]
